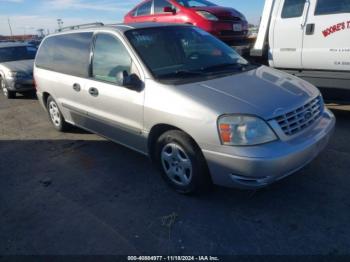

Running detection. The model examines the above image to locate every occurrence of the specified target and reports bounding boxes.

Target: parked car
[0,43,37,99]
[34,23,335,194]
[26,39,42,48]
[247,26,258,40]
[124,0,249,43]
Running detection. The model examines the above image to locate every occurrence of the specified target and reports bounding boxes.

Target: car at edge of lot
[0,42,37,99]
[33,23,335,194]
[124,0,249,44]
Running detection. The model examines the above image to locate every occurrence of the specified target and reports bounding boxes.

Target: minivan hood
[192,6,246,21]
[178,66,319,120]
[0,59,34,75]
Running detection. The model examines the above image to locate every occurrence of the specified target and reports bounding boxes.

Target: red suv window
[175,0,215,7]
[136,1,152,16]
[154,0,174,13]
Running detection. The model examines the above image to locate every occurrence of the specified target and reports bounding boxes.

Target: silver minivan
[34,23,335,194]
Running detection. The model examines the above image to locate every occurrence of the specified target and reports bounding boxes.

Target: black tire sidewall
[155,130,211,194]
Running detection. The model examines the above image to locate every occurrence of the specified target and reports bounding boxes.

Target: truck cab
[252,0,350,100]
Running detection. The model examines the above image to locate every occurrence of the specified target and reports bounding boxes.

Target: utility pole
[7,18,13,41]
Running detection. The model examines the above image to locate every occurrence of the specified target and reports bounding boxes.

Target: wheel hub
[161,143,193,186]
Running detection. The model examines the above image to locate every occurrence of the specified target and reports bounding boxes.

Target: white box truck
[250,0,350,100]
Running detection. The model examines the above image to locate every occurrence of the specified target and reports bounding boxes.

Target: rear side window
[130,9,137,16]
[281,0,306,18]
[92,33,132,84]
[36,32,93,77]
[315,0,350,15]
[136,1,152,16]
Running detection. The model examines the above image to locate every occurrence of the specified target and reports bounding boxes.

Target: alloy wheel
[161,143,193,186]
[48,101,61,127]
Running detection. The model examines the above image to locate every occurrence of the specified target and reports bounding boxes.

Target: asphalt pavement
[0,94,349,255]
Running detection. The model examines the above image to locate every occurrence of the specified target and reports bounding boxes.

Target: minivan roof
[51,23,191,36]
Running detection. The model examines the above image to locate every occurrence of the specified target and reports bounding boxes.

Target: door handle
[305,23,315,35]
[152,18,157,22]
[73,83,81,92]
[88,87,99,97]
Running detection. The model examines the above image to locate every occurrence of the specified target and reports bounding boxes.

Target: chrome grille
[275,96,324,136]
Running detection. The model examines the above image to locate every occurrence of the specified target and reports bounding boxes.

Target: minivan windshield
[0,46,37,62]
[175,0,216,7]
[125,27,251,83]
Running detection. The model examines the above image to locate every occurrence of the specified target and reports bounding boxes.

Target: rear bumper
[202,109,336,189]
[199,21,248,42]
[37,91,46,109]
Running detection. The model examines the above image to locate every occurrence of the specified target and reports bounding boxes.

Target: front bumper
[4,77,34,92]
[202,109,336,189]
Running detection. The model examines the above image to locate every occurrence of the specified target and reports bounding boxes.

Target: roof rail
[57,22,104,32]
[104,23,135,29]
[104,23,122,26]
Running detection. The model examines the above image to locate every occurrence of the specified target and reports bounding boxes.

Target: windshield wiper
[158,70,205,79]
[200,63,248,73]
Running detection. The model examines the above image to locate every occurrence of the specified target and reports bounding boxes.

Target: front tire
[155,130,212,194]
[1,79,15,99]
[46,96,70,132]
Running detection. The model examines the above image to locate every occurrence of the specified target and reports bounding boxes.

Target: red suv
[124,0,249,43]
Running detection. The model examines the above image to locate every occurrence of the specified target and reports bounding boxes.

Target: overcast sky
[0,0,264,35]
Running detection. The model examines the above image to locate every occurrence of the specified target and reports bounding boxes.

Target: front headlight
[7,71,27,79]
[196,11,219,21]
[218,115,277,146]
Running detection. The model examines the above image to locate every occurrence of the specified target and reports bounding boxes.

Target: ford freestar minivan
[34,23,335,194]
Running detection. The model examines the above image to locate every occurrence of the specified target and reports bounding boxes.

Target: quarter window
[281,0,306,18]
[315,0,350,15]
[92,34,132,85]
[35,33,92,77]
[136,1,152,16]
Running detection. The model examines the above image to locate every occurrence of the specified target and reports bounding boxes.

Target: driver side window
[92,33,132,84]
[154,0,176,13]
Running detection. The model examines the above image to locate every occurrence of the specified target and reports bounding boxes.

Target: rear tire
[1,79,15,99]
[46,96,70,132]
[155,130,212,194]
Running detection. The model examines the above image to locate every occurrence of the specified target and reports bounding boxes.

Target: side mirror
[163,6,176,14]
[116,71,143,91]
